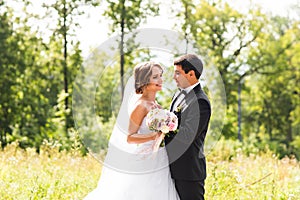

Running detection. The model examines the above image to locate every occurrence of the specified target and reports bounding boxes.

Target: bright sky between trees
[5,0,299,57]
[77,0,299,57]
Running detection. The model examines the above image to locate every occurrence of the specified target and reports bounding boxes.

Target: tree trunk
[238,79,243,142]
[63,2,68,134]
[120,0,125,101]
[184,2,189,54]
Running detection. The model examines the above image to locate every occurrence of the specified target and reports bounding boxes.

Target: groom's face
[173,65,190,89]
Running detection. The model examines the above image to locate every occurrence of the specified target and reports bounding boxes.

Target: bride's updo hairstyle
[134,61,163,94]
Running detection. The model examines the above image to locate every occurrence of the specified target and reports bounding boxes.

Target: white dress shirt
[171,82,200,112]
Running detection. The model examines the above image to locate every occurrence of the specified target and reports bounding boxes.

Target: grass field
[0,141,299,200]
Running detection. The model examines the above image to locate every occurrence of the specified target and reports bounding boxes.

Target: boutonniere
[175,105,182,113]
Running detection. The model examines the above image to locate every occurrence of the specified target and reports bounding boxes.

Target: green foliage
[0,2,299,199]
[103,0,159,98]
[176,0,268,138]
[174,0,300,158]
[0,0,85,150]
[0,6,56,148]
[0,0,299,161]
[1,140,299,199]
[242,16,300,158]
[291,136,300,159]
[0,9,20,147]
[103,0,159,33]
[95,58,122,122]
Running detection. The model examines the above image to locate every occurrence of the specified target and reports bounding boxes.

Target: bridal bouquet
[146,108,178,152]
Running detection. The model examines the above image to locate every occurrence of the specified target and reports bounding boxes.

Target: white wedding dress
[84,117,180,200]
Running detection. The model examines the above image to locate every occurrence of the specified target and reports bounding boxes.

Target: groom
[165,54,211,200]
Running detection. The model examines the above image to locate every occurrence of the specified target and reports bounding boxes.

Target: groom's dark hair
[174,54,203,79]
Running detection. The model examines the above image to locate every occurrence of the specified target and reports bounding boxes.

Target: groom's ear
[188,70,195,77]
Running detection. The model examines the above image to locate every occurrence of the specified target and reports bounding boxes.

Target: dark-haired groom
[165,54,211,200]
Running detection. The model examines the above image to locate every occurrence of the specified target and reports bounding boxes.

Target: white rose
[161,125,169,133]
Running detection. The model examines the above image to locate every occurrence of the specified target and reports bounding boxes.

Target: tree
[103,0,159,100]
[176,0,195,54]
[42,0,96,135]
[177,0,269,140]
[243,15,300,157]
[174,0,299,146]
[0,3,20,147]
[0,1,58,148]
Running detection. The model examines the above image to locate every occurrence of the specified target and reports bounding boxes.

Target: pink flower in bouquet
[146,108,178,152]
[168,122,176,131]
[146,108,178,134]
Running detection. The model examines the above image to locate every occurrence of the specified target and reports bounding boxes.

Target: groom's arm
[173,98,211,145]
[165,98,211,164]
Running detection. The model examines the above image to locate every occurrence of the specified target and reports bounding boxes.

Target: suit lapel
[181,84,201,113]
[170,90,182,111]
[170,84,202,112]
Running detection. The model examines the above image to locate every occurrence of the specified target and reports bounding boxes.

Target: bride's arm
[127,104,159,144]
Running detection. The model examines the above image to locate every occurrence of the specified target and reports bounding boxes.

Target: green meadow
[1,140,299,200]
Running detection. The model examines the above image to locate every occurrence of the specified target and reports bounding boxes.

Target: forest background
[0,0,299,199]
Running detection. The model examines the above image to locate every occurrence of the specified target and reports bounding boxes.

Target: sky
[76,0,299,58]
[5,0,299,58]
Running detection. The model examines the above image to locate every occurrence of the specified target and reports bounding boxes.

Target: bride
[84,61,180,200]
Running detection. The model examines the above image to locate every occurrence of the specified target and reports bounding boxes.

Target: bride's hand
[155,131,164,140]
[152,132,165,152]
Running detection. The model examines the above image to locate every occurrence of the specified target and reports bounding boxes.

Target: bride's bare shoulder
[130,100,148,115]
[136,99,159,110]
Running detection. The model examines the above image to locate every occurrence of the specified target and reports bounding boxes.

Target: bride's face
[146,66,163,92]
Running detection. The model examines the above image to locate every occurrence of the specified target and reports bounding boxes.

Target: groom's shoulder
[197,89,211,107]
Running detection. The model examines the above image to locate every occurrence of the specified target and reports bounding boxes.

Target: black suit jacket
[165,84,211,181]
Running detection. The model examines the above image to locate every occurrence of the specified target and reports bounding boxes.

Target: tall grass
[0,139,299,199]
[206,151,300,199]
[0,141,101,200]
[206,138,300,199]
